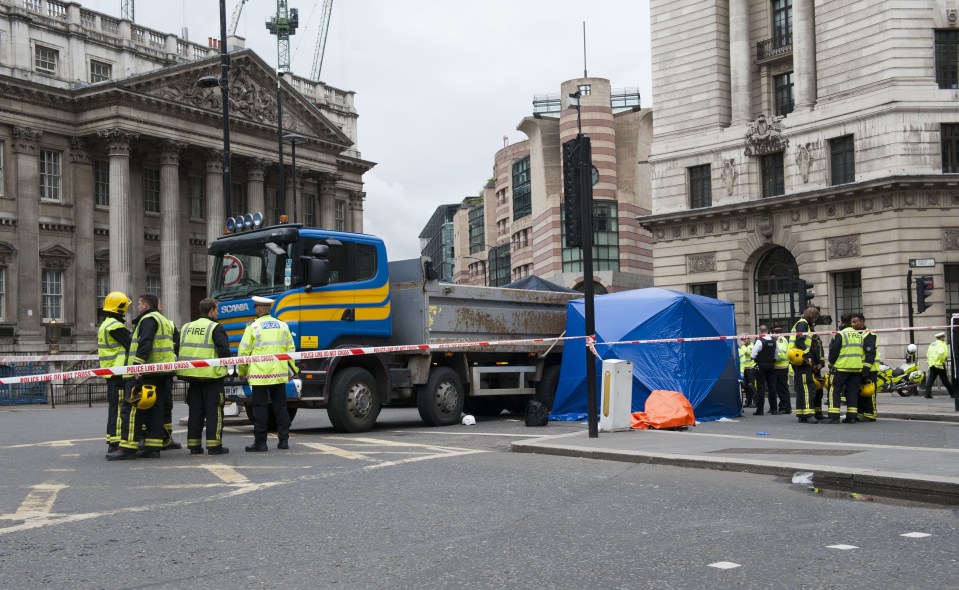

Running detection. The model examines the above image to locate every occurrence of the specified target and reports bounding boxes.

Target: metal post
[277,74,286,219]
[580,133,597,439]
[290,140,297,224]
[907,270,915,345]
[218,0,232,221]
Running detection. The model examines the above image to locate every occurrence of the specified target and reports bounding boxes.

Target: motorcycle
[875,344,925,397]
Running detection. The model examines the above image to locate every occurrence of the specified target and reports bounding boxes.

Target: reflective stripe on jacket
[177,318,227,379]
[97,317,127,376]
[130,311,176,365]
[237,315,296,385]
[833,327,864,372]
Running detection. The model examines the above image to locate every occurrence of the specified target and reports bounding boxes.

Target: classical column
[205,150,224,276]
[10,126,43,337]
[729,0,752,124]
[160,140,185,326]
[793,0,817,111]
[349,191,365,233]
[247,158,267,216]
[69,136,97,338]
[319,173,339,229]
[286,168,305,224]
[98,128,139,305]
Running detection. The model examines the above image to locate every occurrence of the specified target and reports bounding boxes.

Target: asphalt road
[1,406,957,589]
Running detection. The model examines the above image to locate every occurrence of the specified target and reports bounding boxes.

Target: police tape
[0,324,952,385]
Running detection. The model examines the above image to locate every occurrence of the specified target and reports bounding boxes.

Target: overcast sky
[85,0,652,260]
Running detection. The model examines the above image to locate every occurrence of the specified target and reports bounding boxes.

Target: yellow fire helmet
[812,374,823,389]
[787,348,805,366]
[127,384,157,410]
[103,291,132,315]
[860,380,875,398]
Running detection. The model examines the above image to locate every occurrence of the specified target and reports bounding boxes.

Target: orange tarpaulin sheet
[631,389,696,430]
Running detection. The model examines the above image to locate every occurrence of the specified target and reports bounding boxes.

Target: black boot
[208,446,230,455]
[105,448,138,461]
[108,443,119,453]
[189,447,204,455]
[245,442,268,452]
[277,439,289,450]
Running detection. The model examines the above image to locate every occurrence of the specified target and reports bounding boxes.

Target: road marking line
[0,483,66,520]
[826,544,858,550]
[299,442,375,461]
[643,430,959,454]
[707,562,741,569]
[200,464,249,484]
[392,430,549,438]
[901,532,931,538]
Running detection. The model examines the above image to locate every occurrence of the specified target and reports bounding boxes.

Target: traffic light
[797,279,815,311]
[562,137,583,248]
[916,275,934,314]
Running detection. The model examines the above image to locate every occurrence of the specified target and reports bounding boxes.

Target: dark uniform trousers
[160,375,175,442]
[117,376,167,450]
[755,363,778,413]
[252,383,291,445]
[742,367,757,407]
[829,371,861,419]
[859,371,878,420]
[794,365,817,416]
[186,380,226,449]
[813,369,826,418]
[775,368,791,412]
[105,376,126,444]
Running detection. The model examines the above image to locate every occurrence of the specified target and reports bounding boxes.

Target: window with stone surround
[189,176,204,219]
[96,272,109,311]
[0,267,5,320]
[302,194,315,227]
[34,45,58,74]
[512,157,531,220]
[761,152,785,198]
[830,135,855,185]
[40,150,61,201]
[690,283,718,299]
[334,199,346,231]
[147,275,161,299]
[772,0,792,45]
[935,30,959,89]
[231,182,246,217]
[774,72,794,117]
[42,269,63,321]
[688,164,711,209]
[90,60,112,83]
[468,205,485,254]
[833,271,862,324]
[0,141,4,197]
[266,188,279,225]
[143,168,160,213]
[488,243,511,287]
[946,264,959,318]
[94,159,109,206]
[941,124,959,173]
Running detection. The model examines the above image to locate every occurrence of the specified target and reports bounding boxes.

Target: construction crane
[120,0,133,21]
[229,0,251,36]
[266,0,299,72]
[310,0,333,81]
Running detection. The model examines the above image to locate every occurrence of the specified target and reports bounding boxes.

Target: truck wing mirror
[305,258,330,288]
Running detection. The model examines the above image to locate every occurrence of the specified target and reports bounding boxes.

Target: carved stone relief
[744,113,788,156]
[39,245,74,269]
[827,236,860,259]
[10,126,42,155]
[721,159,737,196]
[945,229,959,250]
[687,253,716,274]
[795,143,813,183]
[759,214,773,240]
[808,206,818,220]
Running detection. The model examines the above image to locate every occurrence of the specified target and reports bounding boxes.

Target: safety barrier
[0,324,952,386]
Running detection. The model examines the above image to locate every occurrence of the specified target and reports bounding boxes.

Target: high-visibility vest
[97,316,127,377]
[928,339,949,369]
[774,337,789,368]
[739,344,756,369]
[129,311,176,365]
[788,319,812,350]
[833,327,864,372]
[237,315,296,386]
[176,317,227,379]
[862,329,880,371]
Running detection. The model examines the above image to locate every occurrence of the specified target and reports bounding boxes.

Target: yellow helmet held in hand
[860,380,875,398]
[787,348,805,366]
[103,291,132,315]
[812,374,823,389]
[126,384,157,410]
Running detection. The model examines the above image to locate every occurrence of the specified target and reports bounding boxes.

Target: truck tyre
[417,367,465,426]
[328,367,381,433]
[534,365,561,411]
[243,403,298,430]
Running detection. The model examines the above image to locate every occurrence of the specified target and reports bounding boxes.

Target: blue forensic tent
[551,288,741,422]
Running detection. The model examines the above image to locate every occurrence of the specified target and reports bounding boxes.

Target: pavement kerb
[511,430,959,505]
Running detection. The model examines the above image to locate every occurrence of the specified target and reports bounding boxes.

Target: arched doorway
[572,280,608,295]
[753,247,801,331]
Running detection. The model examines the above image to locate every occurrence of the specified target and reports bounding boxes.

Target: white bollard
[599,359,633,432]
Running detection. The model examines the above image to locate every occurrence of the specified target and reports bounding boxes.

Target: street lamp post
[282,132,308,224]
[197,0,232,223]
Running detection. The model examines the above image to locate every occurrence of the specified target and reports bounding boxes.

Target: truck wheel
[467,397,506,417]
[417,367,465,426]
[328,367,381,433]
[534,365,561,410]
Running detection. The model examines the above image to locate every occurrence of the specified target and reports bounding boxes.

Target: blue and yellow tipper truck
[208,221,577,433]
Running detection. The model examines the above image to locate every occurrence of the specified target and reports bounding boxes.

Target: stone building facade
[0,0,373,352]
[449,77,654,293]
[646,0,959,357]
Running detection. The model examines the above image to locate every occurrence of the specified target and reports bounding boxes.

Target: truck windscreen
[210,241,293,300]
